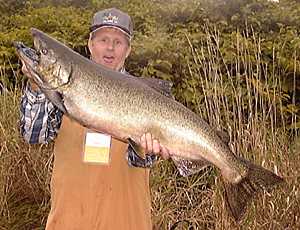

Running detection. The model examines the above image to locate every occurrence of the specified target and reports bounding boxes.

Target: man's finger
[140,133,147,149]
[152,139,160,154]
[160,146,170,160]
[145,132,153,153]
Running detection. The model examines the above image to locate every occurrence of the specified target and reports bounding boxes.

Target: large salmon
[15,28,284,221]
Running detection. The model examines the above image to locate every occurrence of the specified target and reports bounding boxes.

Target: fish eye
[41,48,48,55]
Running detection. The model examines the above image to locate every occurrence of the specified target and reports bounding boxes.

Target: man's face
[88,27,131,71]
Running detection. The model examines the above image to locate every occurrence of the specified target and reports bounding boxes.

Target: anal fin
[171,155,211,177]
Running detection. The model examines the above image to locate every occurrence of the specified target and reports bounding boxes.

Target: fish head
[15,28,72,90]
[31,28,72,89]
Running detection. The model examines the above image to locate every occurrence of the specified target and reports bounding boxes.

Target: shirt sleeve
[20,83,63,144]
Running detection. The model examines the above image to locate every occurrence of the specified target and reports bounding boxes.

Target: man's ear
[88,36,93,56]
[126,45,131,59]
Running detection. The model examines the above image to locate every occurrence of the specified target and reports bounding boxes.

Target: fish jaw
[14,41,46,86]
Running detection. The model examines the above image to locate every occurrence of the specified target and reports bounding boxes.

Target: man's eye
[95,38,106,43]
[100,38,107,42]
[115,40,122,45]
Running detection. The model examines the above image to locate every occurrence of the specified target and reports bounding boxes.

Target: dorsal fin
[216,129,230,144]
[138,77,174,99]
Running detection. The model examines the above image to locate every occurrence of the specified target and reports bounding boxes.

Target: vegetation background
[0,0,299,229]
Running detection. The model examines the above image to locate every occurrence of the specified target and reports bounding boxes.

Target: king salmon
[14,28,284,221]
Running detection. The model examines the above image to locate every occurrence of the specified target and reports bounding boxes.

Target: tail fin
[223,157,284,222]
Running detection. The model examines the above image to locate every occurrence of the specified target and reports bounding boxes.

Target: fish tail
[223,157,284,222]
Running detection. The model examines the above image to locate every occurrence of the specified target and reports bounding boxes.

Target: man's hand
[140,133,170,160]
[21,61,39,91]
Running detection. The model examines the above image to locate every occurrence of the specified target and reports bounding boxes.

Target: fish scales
[62,58,243,178]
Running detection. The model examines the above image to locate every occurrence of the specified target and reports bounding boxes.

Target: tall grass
[0,29,299,229]
[151,27,299,229]
[0,72,52,229]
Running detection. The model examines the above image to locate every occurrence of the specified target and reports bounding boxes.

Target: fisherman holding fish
[19,8,169,230]
[16,4,285,227]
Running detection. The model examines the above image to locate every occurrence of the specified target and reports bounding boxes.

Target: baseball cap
[90,8,133,39]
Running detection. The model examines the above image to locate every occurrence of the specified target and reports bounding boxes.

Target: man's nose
[106,41,114,51]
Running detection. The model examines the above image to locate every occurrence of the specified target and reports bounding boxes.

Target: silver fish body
[64,61,245,181]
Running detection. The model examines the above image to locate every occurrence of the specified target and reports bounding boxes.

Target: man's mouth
[103,56,115,64]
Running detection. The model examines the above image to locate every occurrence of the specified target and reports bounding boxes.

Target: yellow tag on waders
[83,131,111,164]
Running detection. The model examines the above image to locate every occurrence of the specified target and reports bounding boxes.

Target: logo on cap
[103,13,119,24]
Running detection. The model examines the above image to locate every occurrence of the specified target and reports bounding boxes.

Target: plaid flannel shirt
[20,83,63,144]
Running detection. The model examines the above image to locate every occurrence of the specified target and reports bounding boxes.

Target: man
[20,8,169,230]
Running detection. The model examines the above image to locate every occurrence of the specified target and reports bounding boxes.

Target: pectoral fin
[44,89,67,114]
[172,155,211,177]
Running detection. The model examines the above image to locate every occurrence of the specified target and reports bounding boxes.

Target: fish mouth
[14,41,39,65]
[14,28,47,67]
[14,41,45,85]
